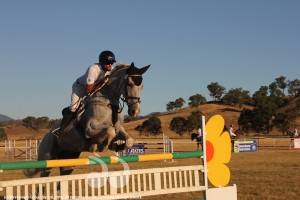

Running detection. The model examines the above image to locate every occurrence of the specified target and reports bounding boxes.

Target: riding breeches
[70,81,86,112]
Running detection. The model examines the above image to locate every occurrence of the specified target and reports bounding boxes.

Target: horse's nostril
[128,110,135,116]
[131,110,136,116]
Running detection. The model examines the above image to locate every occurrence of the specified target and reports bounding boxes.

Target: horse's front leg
[109,126,133,152]
[102,126,116,152]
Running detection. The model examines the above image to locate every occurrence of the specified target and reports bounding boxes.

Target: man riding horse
[54,50,141,152]
[24,55,150,178]
[57,50,116,138]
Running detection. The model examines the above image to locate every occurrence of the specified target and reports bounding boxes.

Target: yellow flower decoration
[205,114,231,187]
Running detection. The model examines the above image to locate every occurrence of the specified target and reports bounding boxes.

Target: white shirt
[76,63,110,86]
[294,128,299,137]
[197,128,202,137]
[230,126,237,137]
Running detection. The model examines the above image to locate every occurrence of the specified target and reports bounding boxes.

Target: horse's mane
[104,63,130,88]
[110,63,130,74]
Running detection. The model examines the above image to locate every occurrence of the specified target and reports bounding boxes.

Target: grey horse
[24,62,150,179]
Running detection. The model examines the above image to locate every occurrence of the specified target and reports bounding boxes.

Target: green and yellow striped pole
[0,151,203,171]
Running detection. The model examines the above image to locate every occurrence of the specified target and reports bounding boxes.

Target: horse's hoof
[126,138,134,148]
[102,147,109,152]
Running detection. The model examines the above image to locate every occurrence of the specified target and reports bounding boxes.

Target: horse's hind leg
[55,151,81,194]
[57,150,81,174]
[36,169,52,196]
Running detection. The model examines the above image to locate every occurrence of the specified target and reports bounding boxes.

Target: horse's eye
[131,76,142,86]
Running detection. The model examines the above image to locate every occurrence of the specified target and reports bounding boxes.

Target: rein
[92,73,143,114]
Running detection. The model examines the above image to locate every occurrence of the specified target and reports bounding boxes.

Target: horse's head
[123,62,150,117]
[104,62,150,117]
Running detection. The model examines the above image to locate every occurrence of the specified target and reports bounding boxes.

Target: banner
[294,139,300,149]
[234,140,257,153]
[125,144,145,156]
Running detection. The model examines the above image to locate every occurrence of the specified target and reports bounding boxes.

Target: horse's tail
[23,168,40,177]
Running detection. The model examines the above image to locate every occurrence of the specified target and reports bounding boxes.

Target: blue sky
[0,1,299,120]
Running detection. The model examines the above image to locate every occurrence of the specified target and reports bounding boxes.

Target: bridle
[121,74,142,107]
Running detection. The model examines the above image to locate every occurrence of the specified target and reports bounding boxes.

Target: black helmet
[99,50,116,64]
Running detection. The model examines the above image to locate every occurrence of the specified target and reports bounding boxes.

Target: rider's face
[103,63,113,71]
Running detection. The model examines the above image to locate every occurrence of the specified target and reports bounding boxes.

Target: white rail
[0,165,204,200]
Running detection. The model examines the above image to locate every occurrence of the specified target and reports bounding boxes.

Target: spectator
[229,125,237,138]
[294,128,299,138]
[197,125,202,138]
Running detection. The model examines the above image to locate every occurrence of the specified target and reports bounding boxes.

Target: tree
[222,88,250,107]
[268,82,285,107]
[272,113,290,135]
[0,128,8,140]
[252,86,268,106]
[275,76,287,94]
[174,97,185,109]
[23,116,37,129]
[36,117,50,129]
[187,111,203,130]
[207,82,226,100]
[251,86,278,134]
[170,117,190,136]
[166,101,176,112]
[238,108,254,133]
[188,94,207,108]
[252,98,277,134]
[135,116,162,136]
[288,79,300,96]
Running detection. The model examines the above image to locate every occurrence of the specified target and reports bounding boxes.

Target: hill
[0,114,14,122]
[2,102,299,140]
[124,103,252,138]
[2,125,47,140]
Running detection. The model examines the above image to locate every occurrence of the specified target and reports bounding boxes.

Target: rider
[58,50,116,136]
[197,125,202,139]
[229,124,237,138]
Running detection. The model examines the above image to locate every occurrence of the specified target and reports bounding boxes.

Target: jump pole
[0,151,203,171]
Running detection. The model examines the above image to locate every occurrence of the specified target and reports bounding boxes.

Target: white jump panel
[0,165,205,200]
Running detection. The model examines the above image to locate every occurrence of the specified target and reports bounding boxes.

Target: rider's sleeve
[86,64,99,85]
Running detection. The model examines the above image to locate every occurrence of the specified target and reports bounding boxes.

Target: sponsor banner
[125,144,145,156]
[294,139,300,149]
[234,140,257,153]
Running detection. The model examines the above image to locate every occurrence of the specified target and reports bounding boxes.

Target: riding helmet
[99,50,116,65]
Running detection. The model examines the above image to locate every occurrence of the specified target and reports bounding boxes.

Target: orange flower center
[206,140,214,162]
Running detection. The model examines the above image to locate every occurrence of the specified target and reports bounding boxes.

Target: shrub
[0,128,8,140]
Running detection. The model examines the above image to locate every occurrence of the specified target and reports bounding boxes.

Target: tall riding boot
[56,107,76,137]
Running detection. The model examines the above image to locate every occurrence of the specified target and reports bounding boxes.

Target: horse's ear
[126,62,135,74]
[139,65,150,75]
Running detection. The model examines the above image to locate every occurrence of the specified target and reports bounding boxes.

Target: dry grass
[1,103,300,199]
[1,146,300,199]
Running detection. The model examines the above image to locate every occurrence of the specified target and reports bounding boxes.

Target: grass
[1,149,300,199]
[229,150,300,200]
[1,102,300,199]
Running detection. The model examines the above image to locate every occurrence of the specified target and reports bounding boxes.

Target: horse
[24,62,150,180]
[191,133,203,151]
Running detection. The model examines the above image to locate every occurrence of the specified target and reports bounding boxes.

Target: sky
[0,1,299,120]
